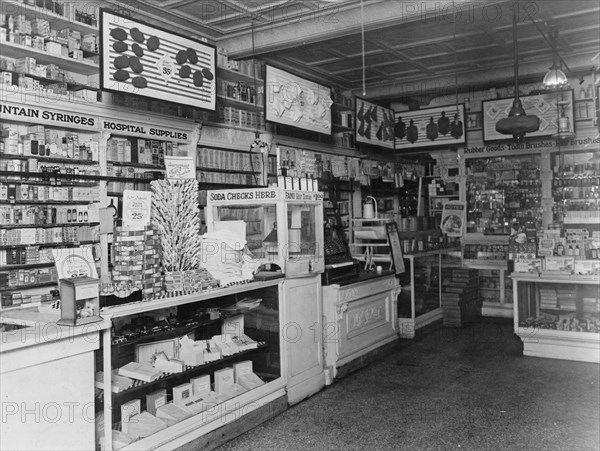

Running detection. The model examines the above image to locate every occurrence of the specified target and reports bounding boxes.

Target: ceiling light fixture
[542,29,569,90]
[495,0,540,143]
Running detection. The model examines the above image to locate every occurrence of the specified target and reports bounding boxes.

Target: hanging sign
[164,155,196,179]
[122,190,152,229]
[355,97,395,149]
[482,90,575,142]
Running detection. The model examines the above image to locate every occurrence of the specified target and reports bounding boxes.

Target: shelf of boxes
[2,0,99,35]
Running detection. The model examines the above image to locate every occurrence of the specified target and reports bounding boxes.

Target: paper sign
[122,190,152,229]
[165,156,196,180]
[440,201,466,237]
[53,246,98,280]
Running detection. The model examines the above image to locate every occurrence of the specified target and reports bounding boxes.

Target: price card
[53,246,98,279]
[122,190,152,229]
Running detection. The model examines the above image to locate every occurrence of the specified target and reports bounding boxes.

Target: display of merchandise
[466,155,542,234]
[518,283,599,333]
[441,268,480,327]
[111,225,162,297]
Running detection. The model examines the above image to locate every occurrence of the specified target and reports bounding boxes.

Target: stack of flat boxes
[441,268,480,327]
[112,225,162,298]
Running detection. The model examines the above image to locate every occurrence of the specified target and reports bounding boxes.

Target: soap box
[213,367,234,393]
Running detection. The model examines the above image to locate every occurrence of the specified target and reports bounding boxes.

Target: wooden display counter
[0,309,111,451]
[322,272,400,381]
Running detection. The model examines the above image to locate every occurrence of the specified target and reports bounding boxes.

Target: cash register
[322,236,361,286]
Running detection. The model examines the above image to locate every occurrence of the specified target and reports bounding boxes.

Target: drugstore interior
[0,1,599,450]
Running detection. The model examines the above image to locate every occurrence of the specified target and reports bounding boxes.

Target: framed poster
[355,97,395,149]
[440,201,466,237]
[482,90,574,141]
[394,104,466,150]
[100,9,216,110]
[385,221,405,275]
[265,65,332,134]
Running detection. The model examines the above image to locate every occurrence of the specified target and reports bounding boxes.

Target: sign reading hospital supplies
[440,201,466,237]
[164,155,196,180]
[122,190,152,229]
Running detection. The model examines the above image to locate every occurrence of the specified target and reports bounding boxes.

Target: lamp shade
[543,66,569,89]
[495,98,540,142]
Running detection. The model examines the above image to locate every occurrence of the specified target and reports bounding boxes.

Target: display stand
[205,187,326,404]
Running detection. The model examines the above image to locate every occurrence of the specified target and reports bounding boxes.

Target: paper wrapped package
[200,229,261,286]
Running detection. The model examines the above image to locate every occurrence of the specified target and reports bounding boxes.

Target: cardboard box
[155,403,192,427]
[214,367,234,393]
[190,374,211,397]
[145,389,167,416]
[172,382,193,406]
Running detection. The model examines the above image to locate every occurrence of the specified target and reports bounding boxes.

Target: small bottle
[566,244,573,256]
[574,245,580,257]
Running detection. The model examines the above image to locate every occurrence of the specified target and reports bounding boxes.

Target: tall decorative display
[150,179,208,292]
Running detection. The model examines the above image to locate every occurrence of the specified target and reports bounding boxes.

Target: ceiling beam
[218,0,480,57]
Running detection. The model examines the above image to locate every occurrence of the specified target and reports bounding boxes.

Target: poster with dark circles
[100,9,216,111]
[394,104,467,150]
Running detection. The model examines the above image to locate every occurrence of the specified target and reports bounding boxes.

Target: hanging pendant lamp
[542,29,569,90]
[495,0,540,142]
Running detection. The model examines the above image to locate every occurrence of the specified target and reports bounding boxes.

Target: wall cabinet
[512,273,599,363]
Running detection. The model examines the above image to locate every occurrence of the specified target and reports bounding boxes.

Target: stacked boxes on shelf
[112,225,162,297]
[441,268,480,327]
[217,106,265,130]
[0,226,98,245]
[539,286,558,309]
[107,138,173,166]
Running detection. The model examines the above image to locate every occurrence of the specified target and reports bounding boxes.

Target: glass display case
[465,154,542,235]
[205,188,325,276]
[551,149,600,226]
[96,281,286,451]
[397,247,462,337]
[512,273,599,363]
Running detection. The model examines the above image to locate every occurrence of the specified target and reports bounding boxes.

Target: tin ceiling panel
[100,0,600,102]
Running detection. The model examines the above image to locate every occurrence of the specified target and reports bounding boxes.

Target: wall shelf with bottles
[551,150,600,229]
[465,154,542,235]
